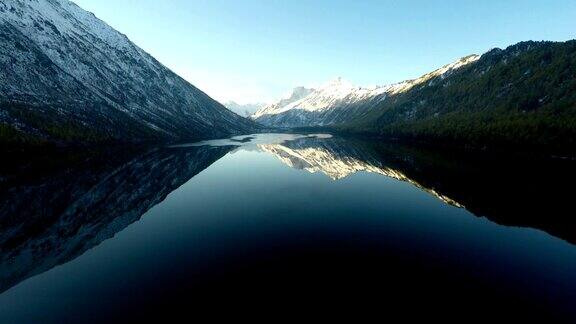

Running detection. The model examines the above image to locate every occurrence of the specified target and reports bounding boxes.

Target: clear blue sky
[73,0,575,104]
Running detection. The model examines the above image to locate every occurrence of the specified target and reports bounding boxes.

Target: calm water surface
[0,133,575,322]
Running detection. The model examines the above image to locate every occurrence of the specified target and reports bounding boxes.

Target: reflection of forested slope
[260,137,463,207]
[366,142,576,245]
[0,145,232,293]
[263,136,576,244]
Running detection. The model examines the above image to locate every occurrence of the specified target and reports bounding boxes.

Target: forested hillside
[344,41,576,154]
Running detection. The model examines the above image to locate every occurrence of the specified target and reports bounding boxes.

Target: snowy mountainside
[0,0,258,143]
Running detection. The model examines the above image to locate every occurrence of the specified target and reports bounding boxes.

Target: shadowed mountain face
[0,144,233,293]
[261,136,576,245]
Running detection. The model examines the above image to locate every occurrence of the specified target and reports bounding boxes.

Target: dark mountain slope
[344,41,576,154]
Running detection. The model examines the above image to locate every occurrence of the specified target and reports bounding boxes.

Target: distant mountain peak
[287,86,316,100]
[252,55,481,128]
[252,86,314,119]
[224,101,266,117]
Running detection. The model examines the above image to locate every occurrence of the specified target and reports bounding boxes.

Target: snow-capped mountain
[0,0,259,143]
[252,86,314,119]
[252,55,480,128]
[224,101,266,117]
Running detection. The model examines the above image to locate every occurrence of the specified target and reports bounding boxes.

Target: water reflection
[0,145,233,293]
[259,137,464,207]
[0,133,575,321]
[260,135,576,245]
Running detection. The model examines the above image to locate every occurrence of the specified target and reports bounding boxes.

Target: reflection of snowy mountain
[260,135,576,247]
[0,145,232,293]
[259,137,463,207]
[1,133,574,297]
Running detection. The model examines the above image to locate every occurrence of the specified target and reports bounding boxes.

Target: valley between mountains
[1,0,575,155]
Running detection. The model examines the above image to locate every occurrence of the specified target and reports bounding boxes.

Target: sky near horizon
[73,0,575,104]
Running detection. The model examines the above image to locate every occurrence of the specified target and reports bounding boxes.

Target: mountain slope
[252,56,479,128]
[345,40,576,153]
[0,0,259,144]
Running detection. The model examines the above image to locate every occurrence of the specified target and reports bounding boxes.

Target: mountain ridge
[252,55,480,128]
[342,40,576,154]
[0,0,259,144]
[253,40,576,154]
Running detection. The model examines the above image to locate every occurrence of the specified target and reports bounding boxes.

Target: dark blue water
[0,134,575,322]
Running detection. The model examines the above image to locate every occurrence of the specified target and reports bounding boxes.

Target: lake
[0,133,575,322]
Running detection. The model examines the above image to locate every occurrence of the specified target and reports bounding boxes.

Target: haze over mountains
[0,0,258,144]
